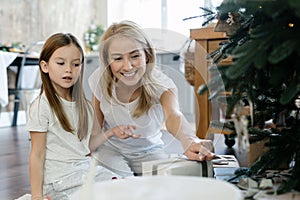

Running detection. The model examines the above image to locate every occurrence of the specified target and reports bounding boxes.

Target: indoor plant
[83,22,104,52]
[197,0,300,194]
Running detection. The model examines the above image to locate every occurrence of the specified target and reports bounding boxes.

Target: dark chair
[8,41,44,126]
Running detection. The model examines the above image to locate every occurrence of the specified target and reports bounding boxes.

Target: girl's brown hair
[39,33,92,140]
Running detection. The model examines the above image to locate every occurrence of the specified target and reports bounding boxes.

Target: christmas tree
[197,0,300,194]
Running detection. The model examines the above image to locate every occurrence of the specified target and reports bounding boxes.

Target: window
[107,0,162,29]
[107,0,223,51]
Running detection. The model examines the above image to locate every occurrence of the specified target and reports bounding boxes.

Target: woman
[89,21,215,177]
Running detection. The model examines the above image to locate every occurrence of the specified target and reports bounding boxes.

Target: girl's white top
[26,93,93,184]
[89,67,177,154]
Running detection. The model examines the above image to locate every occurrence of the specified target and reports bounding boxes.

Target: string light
[288,23,294,28]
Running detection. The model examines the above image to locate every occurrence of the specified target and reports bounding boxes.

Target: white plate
[71,176,243,200]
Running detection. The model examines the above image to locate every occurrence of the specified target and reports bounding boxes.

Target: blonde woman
[89,21,215,177]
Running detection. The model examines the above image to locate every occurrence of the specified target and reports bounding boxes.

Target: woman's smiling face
[108,36,146,86]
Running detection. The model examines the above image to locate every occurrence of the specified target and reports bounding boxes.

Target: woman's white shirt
[89,67,177,154]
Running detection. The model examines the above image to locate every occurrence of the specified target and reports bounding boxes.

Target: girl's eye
[57,62,64,65]
[73,63,81,67]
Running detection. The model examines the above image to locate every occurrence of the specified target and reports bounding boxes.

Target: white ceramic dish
[71,176,243,200]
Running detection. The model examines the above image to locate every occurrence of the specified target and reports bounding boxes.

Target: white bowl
[71,176,243,200]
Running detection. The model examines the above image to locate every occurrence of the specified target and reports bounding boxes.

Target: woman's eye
[131,54,141,59]
[113,57,122,61]
[57,62,64,65]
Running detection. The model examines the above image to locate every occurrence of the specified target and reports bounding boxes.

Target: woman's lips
[121,71,137,78]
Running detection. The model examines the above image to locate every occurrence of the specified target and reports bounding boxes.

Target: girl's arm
[160,89,215,161]
[92,95,104,128]
[29,131,47,200]
[89,103,113,152]
[89,94,108,152]
[89,95,140,152]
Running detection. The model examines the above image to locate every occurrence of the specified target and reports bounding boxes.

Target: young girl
[89,21,215,177]
[26,33,119,200]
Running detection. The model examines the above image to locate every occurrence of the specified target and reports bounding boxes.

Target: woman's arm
[29,131,47,199]
[160,89,215,161]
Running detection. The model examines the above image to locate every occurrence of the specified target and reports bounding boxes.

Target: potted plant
[83,22,104,53]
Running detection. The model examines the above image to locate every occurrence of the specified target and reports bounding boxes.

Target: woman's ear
[40,60,49,73]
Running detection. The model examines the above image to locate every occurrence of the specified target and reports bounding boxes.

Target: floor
[0,126,31,199]
[0,124,246,200]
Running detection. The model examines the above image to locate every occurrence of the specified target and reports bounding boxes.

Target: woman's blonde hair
[99,20,164,117]
[38,33,92,140]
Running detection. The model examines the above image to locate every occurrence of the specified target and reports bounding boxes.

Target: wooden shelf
[189,26,229,139]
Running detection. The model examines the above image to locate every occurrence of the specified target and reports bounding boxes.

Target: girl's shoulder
[30,92,47,105]
[29,92,51,111]
[26,92,52,121]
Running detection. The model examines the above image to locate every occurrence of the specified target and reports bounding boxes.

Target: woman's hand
[184,140,215,161]
[110,125,141,139]
[90,124,140,152]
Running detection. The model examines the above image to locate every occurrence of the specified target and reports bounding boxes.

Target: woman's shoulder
[152,68,176,89]
[88,67,104,101]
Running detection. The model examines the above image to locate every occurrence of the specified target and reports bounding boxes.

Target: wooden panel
[194,40,209,139]
[190,26,227,40]
[208,40,225,53]
[190,27,228,139]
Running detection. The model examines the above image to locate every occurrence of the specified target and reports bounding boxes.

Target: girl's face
[108,37,147,86]
[40,44,82,99]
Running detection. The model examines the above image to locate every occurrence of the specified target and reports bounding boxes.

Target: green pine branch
[193,0,300,193]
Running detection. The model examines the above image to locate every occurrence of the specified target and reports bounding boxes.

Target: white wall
[0,0,108,47]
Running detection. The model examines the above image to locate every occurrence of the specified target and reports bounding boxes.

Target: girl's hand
[184,140,215,161]
[31,195,51,200]
[110,125,141,139]
[45,195,51,200]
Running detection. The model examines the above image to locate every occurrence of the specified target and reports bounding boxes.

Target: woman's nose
[122,58,133,71]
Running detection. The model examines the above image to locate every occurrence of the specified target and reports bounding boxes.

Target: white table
[0,51,18,107]
[0,51,40,126]
[71,176,243,200]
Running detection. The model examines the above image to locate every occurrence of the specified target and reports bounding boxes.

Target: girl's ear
[40,60,49,73]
